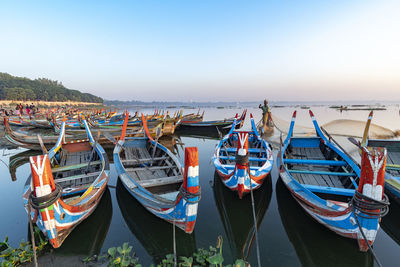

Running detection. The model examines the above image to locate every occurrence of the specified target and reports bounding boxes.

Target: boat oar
[151,127,162,166]
[216,126,229,157]
[37,134,48,154]
[85,131,100,174]
[348,137,361,148]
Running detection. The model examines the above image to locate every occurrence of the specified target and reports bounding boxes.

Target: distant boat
[179,110,247,131]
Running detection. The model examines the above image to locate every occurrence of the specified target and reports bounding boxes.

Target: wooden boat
[276,178,373,267]
[360,111,400,204]
[181,109,204,124]
[113,113,200,233]
[213,172,271,261]
[23,116,110,248]
[116,180,197,263]
[9,150,41,182]
[278,110,389,251]
[212,113,273,198]
[179,109,247,130]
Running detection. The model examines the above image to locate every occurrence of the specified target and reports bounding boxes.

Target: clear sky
[0,0,399,102]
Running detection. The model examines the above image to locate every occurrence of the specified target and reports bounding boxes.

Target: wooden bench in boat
[122,174,182,189]
[283,159,347,166]
[121,156,168,164]
[219,156,267,162]
[53,160,102,172]
[55,171,101,184]
[289,169,356,177]
[225,148,262,153]
[302,184,355,197]
[125,165,178,172]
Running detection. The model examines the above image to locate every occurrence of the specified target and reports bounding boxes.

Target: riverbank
[0,100,105,109]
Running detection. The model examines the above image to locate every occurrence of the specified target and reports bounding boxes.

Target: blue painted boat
[278,110,389,251]
[23,116,110,248]
[212,113,273,198]
[113,113,200,233]
[360,111,400,204]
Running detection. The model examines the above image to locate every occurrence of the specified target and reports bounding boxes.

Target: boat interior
[51,141,103,202]
[218,132,269,168]
[283,136,358,200]
[120,138,183,200]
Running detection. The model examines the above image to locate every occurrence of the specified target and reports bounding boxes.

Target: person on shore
[26,104,30,115]
[258,99,274,135]
[19,103,24,115]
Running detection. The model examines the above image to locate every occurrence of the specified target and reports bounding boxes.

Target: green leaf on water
[207,254,224,265]
[234,259,246,267]
[108,247,116,258]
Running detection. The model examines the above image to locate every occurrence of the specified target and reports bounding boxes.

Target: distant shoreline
[0,100,105,108]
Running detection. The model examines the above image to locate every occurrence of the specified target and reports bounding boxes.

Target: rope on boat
[29,184,62,210]
[349,192,390,267]
[172,209,177,267]
[249,180,261,267]
[27,199,38,267]
[178,186,201,204]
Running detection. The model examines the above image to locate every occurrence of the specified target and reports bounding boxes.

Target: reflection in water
[8,150,41,181]
[213,172,272,261]
[175,127,223,140]
[381,200,400,246]
[276,178,373,267]
[29,188,112,256]
[116,180,197,263]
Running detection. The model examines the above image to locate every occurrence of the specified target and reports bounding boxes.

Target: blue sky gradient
[1,0,398,101]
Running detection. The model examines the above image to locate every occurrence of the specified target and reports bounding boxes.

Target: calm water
[1,106,400,266]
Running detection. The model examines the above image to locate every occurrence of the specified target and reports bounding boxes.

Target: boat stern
[354,146,389,251]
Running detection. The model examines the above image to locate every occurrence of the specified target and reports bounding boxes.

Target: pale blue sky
[0,0,399,101]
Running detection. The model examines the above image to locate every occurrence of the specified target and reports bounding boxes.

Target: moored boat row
[10,106,397,264]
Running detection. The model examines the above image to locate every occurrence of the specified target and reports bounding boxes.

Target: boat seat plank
[139,175,182,188]
[225,148,261,153]
[283,159,347,166]
[218,156,267,162]
[55,171,101,183]
[125,165,177,172]
[53,160,101,172]
[121,156,167,164]
[289,169,356,177]
[303,184,355,196]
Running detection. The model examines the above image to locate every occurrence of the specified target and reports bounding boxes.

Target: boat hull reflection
[276,178,373,267]
[116,180,197,263]
[213,172,272,261]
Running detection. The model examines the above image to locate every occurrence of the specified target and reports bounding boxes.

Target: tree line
[0,72,103,103]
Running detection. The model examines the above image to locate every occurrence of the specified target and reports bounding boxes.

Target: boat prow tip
[292,110,297,118]
[308,109,314,117]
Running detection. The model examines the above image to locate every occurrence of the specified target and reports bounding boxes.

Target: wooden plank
[283,159,347,166]
[53,160,101,172]
[121,156,167,163]
[55,171,101,183]
[289,169,357,177]
[138,175,182,188]
[124,165,174,172]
